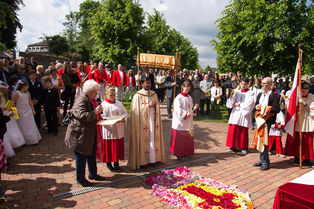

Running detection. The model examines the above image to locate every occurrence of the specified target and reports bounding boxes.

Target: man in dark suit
[28,70,43,129]
[0,60,10,84]
[165,70,179,119]
[253,77,280,170]
[141,67,155,91]
[29,56,38,71]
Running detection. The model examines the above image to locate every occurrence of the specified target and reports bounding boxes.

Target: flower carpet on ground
[145,167,254,209]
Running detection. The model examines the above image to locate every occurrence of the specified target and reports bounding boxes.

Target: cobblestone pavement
[3,103,313,209]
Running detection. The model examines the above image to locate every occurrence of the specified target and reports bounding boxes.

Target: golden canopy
[136,52,181,70]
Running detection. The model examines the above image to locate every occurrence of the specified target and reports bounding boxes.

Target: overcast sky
[16,0,229,68]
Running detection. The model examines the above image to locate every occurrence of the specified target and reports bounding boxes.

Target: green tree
[204,65,211,73]
[46,35,69,56]
[0,0,24,49]
[63,11,79,48]
[63,0,100,61]
[90,0,145,66]
[144,10,199,70]
[211,0,313,76]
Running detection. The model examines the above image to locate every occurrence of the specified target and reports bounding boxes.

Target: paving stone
[3,103,312,208]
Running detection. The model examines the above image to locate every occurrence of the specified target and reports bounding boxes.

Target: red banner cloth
[273,182,314,209]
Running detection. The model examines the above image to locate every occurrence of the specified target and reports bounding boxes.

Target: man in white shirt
[253,77,280,170]
[200,75,212,115]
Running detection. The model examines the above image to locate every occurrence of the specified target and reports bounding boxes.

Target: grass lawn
[194,104,229,123]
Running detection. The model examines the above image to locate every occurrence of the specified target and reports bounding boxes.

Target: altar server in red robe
[268,111,285,157]
[105,65,113,87]
[85,60,94,76]
[226,78,255,156]
[284,82,314,166]
[97,87,128,171]
[124,69,136,100]
[112,64,127,101]
[170,81,199,159]
[93,62,107,101]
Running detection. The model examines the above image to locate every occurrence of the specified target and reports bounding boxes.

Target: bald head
[261,77,272,92]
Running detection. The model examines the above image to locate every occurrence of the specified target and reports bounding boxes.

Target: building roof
[0,51,11,58]
[27,41,48,47]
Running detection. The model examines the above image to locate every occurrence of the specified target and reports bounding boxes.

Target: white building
[26,41,49,53]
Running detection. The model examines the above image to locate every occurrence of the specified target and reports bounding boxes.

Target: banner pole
[298,45,302,168]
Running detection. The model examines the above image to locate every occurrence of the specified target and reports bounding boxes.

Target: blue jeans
[74,141,97,182]
[259,124,271,166]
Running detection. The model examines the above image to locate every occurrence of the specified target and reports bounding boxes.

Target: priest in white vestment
[226,78,255,156]
[170,81,199,159]
[128,77,165,170]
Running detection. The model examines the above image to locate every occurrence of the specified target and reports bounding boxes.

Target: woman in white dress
[11,80,41,145]
[0,82,25,157]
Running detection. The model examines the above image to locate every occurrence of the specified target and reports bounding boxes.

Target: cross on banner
[142,101,148,106]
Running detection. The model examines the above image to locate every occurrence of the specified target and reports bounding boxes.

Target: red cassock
[169,129,194,157]
[112,70,127,87]
[106,72,112,86]
[268,136,284,154]
[57,68,64,77]
[126,75,136,87]
[226,124,248,149]
[284,132,314,160]
[85,65,92,76]
[93,68,107,84]
[96,135,124,163]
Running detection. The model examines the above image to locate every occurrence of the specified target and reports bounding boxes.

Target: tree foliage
[63,0,101,61]
[0,0,24,49]
[211,0,313,76]
[46,35,69,56]
[89,0,144,66]
[144,10,199,70]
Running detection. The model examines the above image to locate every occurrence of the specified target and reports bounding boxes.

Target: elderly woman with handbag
[64,80,105,187]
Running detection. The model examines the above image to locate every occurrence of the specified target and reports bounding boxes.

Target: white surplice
[226,90,255,128]
[172,93,194,131]
[269,111,285,136]
[101,100,128,140]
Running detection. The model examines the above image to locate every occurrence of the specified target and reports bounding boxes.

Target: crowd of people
[0,56,313,189]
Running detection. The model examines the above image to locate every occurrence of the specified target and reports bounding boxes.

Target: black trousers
[156,88,165,102]
[34,103,41,129]
[44,107,58,133]
[200,98,210,115]
[63,88,75,117]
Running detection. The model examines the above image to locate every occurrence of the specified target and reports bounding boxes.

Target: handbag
[61,112,73,126]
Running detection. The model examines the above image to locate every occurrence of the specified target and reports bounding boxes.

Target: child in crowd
[97,87,128,171]
[268,111,285,157]
[11,80,41,145]
[41,79,60,136]
[170,81,199,159]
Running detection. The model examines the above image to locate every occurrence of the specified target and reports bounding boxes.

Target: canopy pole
[137,47,140,91]
[173,49,179,101]
[298,45,303,168]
